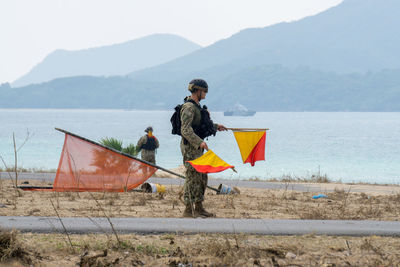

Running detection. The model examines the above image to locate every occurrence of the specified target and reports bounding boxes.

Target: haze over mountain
[129,0,400,82]
[12,34,201,87]
[3,0,400,111]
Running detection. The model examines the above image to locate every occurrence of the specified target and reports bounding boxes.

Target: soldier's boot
[195,202,215,218]
[182,204,195,218]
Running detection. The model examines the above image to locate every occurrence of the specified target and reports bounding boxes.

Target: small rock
[285,252,296,259]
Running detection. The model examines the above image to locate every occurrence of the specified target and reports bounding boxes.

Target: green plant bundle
[122,143,138,156]
[100,137,123,151]
[99,137,138,157]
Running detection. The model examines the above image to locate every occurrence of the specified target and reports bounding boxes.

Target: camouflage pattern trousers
[141,149,156,165]
[181,140,208,205]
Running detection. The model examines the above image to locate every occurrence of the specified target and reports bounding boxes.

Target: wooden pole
[227,128,269,131]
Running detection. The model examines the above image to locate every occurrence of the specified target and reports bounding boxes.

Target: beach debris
[217,184,240,195]
[140,182,166,193]
[312,194,328,199]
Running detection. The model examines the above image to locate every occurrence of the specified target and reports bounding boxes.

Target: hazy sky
[0,0,342,84]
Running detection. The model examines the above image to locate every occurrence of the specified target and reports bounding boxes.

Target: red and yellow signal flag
[187,150,235,173]
[232,129,267,166]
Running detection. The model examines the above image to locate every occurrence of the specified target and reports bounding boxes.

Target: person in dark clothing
[136,126,159,164]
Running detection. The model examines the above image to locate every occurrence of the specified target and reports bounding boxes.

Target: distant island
[1,67,399,111]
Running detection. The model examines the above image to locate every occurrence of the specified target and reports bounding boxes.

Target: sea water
[0,109,399,184]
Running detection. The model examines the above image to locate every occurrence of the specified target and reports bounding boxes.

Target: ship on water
[224,103,256,116]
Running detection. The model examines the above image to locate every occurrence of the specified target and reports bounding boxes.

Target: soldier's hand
[200,142,209,150]
[217,124,228,131]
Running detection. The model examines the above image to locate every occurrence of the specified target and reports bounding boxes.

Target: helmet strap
[190,90,201,104]
[196,90,202,102]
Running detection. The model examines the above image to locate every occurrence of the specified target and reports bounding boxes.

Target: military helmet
[145,126,153,133]
[188,79,208,93]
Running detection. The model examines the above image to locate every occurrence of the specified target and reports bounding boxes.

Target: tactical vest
[181,99,216,140]
[141,136,157,150]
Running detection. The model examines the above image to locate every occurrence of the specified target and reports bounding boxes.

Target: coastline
[2,169,400,196]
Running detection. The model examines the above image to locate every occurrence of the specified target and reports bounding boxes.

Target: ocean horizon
[0,109,399,184]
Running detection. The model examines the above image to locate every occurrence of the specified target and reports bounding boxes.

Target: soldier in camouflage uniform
[180,79,227,218]
[136,126,159,164]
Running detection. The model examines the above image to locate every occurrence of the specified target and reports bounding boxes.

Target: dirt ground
[1,178,400,220]
[0,177,400,266]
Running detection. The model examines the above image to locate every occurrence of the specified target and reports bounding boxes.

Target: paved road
[1,216,400,236]
[3,172,396,194]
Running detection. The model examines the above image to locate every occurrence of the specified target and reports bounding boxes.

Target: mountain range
[12,34,201,87]
[2,0,400,111]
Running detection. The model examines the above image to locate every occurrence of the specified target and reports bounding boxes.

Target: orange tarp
[52,133,157,192]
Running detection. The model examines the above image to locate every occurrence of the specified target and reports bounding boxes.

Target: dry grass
[0,230,30,264]
[0,231,398,266]
[251,173,332,183]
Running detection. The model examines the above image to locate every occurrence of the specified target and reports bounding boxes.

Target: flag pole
[54,128,220,193]
[227,128,269,131]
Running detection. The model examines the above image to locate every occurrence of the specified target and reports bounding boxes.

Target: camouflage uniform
[180,99,217,205]
[136,135,159,164]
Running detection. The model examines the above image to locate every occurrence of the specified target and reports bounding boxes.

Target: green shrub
[122,143,138,157]
[99,137,138,157]
[100,137,123,151]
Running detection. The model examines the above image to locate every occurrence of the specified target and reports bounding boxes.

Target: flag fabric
[52,130,157,192]
[233,130,266,166]
[187,150,234,173]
